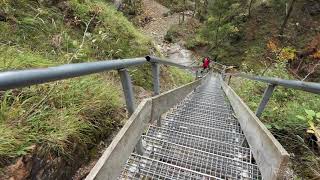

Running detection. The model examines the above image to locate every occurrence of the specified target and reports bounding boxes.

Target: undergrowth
[230,62,320,178]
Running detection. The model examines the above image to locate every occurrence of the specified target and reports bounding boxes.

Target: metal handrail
[146,56,198,69]
[213,62,320,118]
[0,55,202,156]
[227,72,320,117]
[0,56,195,91]
[231,73,320,94]
[0,58,145,91]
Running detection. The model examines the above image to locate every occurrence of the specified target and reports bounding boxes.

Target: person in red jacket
[201,57,211,73]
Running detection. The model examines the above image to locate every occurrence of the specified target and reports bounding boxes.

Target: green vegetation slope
[0,0,193,179]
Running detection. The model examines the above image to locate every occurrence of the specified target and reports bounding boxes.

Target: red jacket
[203,58,210,69]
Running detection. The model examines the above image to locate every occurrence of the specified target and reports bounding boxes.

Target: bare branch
[69,16,95,63]
[302,61,320,81]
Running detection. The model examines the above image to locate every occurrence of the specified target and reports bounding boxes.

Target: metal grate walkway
[119,75,262,179]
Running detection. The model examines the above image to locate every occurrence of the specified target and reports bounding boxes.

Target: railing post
[256,84,276,118]
[135,138,144,155]
[118,68,136,115]
[118,68,144,155]
[157,117,162,127]
[150,61,161,126]
[196,69,202,79]
[151,62,160,96]
[227,75,232,85]
[222,65,227,80]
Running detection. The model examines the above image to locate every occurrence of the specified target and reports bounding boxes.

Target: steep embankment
[139,0,195,66]
[0,0,192,179]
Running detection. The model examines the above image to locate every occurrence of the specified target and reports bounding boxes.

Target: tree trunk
[193,0,197,17]
[204,0,208,17]
[182,0,186,22]
[215,14,222,47]
[280,0,296,35]
[248,0,254,17]
[182,11,185,22]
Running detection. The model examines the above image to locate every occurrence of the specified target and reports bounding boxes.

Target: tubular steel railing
[0,58,146,91]
[211,61,320,118]
[0,56,199,112]
[0,56,201,155]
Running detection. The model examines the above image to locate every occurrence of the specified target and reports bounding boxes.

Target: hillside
[164,0,320,80]
[0,0,192,179]
[152,0,320,179]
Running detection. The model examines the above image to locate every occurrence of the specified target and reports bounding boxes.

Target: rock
[6,157,31,180]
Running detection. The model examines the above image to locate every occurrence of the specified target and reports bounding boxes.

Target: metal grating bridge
[119,75,262,179]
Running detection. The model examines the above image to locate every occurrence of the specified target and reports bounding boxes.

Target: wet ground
[140,0,195,66]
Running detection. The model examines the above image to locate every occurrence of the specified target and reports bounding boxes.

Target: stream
[140,0,196,68]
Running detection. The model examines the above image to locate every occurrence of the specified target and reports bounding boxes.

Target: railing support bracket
[118,68,145,155]
[151,62,160,96]
[135,138,144,155]
[256,84,276,118]
[118,68,136,115]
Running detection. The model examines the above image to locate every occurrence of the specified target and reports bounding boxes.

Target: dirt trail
[140,0,179,44]
[140,0,195,66]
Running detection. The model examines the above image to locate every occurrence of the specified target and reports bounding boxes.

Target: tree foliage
[200,0,243,54]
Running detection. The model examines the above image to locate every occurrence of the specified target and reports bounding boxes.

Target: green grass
[0,0,152,61]
[130,65,194,91]
[0,0,137,162]
[0,46,56,68]
[168,67,194,86]
[0,1,194,174]
[0,72,122,157]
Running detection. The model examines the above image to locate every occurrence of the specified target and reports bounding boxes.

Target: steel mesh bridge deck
[119,76,262,179]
